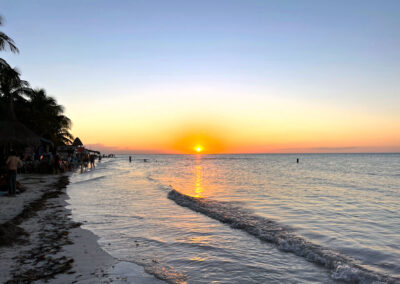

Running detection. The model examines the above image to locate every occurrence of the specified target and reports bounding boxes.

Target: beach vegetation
[23,89,74,145]
[0,62,30,120]
[0,15,19,54]
[0,15,73,146]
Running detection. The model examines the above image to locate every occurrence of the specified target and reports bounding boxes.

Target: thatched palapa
[0,120,41,146]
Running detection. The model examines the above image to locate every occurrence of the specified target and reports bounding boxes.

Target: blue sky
[1,0,399,152]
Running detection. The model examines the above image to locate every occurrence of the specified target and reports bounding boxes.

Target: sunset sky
[2,0,399,153]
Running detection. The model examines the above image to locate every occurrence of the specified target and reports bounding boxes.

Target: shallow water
[67,154,400,283]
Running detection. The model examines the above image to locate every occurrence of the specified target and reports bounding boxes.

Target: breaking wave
[144,264,187,284]
[72,175,106,184]
[168,189,398,283]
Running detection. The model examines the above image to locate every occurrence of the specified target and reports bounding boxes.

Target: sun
[195,145,203,153]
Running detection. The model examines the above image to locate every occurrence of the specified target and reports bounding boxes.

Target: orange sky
[4,1,399,154]
[68,94,400,154]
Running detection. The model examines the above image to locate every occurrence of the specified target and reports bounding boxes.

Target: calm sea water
[67,154,400,283]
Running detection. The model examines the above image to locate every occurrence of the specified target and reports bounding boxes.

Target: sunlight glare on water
[67,154,400,283]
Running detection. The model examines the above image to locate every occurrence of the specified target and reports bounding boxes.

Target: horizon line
[100,152,400,155]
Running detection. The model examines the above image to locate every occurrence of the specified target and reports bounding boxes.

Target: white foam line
[168,189,397,284]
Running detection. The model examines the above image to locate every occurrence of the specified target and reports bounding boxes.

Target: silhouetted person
[83,155,89,170]
[129,156,132,162]
[297,158,299,163]
[90,154,95,168]
[54,154,61,174]
[6,150,22,196]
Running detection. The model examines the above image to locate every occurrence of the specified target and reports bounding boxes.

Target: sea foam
[168,189,397,284]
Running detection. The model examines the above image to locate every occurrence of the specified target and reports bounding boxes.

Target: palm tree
[0,15,19,53]
[0,15,73,146]
[0,63,41,149]
[26,89,74,145]
[0,62,30,120]
[0,15,22,119]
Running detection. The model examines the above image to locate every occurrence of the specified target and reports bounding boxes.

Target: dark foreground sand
[0,174,163,283]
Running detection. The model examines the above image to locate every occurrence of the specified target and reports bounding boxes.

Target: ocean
[66,154,400,283]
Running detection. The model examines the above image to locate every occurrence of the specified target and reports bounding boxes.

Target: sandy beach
[1,1,399,282]
[0,174,164,284]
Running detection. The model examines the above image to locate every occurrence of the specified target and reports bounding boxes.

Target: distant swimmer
[129,156,132,162]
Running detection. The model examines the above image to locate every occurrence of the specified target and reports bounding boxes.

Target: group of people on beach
[81,154,98,171]
[1,149,100,196]
[1,146,77,175]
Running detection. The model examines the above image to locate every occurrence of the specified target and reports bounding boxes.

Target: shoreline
[0,174,164,283]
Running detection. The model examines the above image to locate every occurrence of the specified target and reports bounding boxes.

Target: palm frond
[0,57,11,68]
[0,32,19,53]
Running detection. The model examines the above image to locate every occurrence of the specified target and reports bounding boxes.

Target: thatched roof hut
[0,120,40,146]
[72,137,83,146]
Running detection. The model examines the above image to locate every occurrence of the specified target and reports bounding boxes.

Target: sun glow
[195,146,203,153]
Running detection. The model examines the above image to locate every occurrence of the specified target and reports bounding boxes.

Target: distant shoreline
[112,152,400,155]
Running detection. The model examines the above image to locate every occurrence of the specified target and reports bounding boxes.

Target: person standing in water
[129,156,132,162]
[90,154,95,169]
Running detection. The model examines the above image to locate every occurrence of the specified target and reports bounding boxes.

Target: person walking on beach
[6,151,22,196]
[72,155,78,169]
[54,154,61,174]
[83,155,89,171]
[89,154,95,169]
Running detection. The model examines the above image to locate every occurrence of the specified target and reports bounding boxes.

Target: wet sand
[0,174,163,283]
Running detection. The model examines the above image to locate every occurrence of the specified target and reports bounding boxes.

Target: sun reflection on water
[175,154,221,198]
[189,256,206,262]
[194,163,203,197]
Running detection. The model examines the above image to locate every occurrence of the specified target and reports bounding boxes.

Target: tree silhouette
[24,89,74,145]
[0,62,30,120]
[0,15,74,146]
[0,15,19,53]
